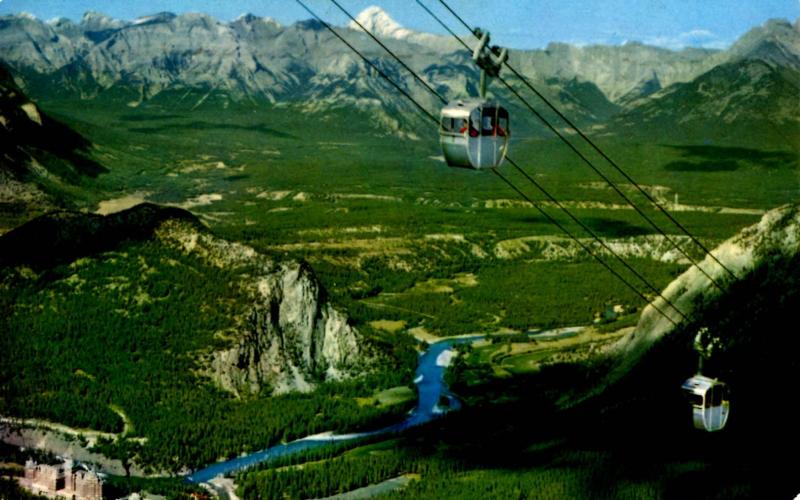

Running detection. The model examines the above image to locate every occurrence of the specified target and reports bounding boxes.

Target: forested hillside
[0,204,416,472]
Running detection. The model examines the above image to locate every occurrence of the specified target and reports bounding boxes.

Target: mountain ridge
[0,10,797,145]
[1,8,731,103]
[605,56,800,148]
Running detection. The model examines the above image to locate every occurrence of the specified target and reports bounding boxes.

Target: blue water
[187,328,581,483]
[186,338,469,483]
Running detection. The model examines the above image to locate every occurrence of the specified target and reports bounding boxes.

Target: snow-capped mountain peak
[348,6,415,40]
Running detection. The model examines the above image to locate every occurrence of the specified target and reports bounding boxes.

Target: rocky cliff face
[211,265,363,395]
[605,19,800,147]
[609,203,800,382]
[155,218,372,395]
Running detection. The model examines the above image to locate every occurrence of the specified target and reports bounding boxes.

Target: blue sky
[0,0,797,50]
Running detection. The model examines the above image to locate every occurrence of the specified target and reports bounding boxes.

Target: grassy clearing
[358,259,685,336]
[37,97,789,221]
[356,386,416,408]
[369,319,407,332]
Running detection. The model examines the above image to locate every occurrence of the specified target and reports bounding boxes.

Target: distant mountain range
[0,8,797,147]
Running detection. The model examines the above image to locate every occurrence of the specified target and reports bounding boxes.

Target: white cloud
[541,28,731,51]
[644,28,728,50]
[681,29,715,39]
[701,39,730,50]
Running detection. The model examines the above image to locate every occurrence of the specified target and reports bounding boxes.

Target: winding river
[187,328,582,483]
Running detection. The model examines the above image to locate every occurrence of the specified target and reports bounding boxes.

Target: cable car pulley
[439,28,510,170]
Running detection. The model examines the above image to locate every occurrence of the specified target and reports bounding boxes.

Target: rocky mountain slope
[510,42,723,103]
[727,18,800,70]
[610,203,800,380]
[607,58,800,148]
[0,63,106,224]
[0,203,376,395]
[0,10,451,132]
[605,19,800,148]
[0,7,727,105]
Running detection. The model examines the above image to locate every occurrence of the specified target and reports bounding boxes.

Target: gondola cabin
[440,100,509,169]
[681,374,730,432]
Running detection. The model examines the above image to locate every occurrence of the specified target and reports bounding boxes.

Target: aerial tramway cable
[295,0,685,326]
[432,0,735,421]
[329,0,449,105]
[421,0,736,290]
[295,1,439,124]
[504,156,688,322]
[327,0,688,321]
[309,0,687,323]
[492,168,681,326]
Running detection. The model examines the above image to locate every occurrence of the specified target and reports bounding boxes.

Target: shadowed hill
[609,203,800,378]
[0,64,104,177]
[550,204,800,497]
[0,63,108,223]
[588,204,800,461]
[0,203,200,270]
